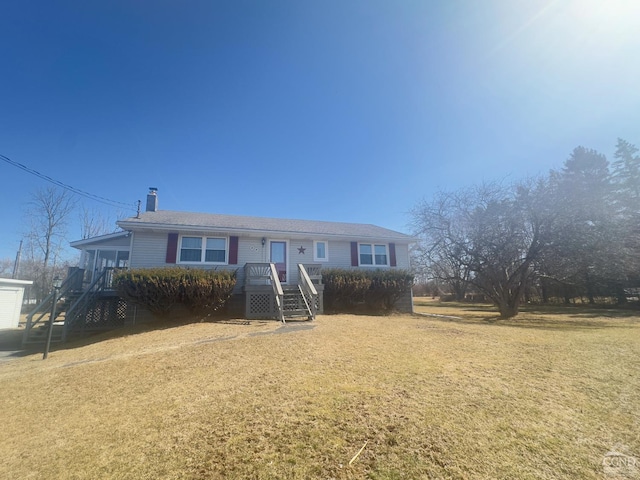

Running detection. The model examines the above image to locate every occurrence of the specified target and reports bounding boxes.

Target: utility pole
[12,240,22,279]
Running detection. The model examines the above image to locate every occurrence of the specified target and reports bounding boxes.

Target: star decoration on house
[298,246,306,254]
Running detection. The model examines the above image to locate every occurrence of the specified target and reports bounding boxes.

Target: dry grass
[0,303,639,479]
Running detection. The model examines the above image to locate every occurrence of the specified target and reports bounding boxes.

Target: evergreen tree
[611,138,640,215]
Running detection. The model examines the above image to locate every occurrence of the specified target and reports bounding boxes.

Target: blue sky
[1,0,639,261]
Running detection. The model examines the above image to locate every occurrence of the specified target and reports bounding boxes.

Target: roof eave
[117,220,414,243]
[70,231,130,249]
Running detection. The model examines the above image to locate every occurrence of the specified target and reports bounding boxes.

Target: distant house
[24,189,414,344]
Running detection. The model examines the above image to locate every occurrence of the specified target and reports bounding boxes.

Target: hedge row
[113,268,237,317]
[322,268,414,313]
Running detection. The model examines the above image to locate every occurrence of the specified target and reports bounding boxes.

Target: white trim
[128,231,135,266]
[313,240,329,262]
[70,231,130,248]
[358,243,389,267]
[177,235,229,265]
[78,245,129,251]
[117,221,416,243]
[0,278,33,286]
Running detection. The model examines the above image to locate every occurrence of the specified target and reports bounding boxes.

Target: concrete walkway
[0,328,27,362]
[249,322,315,336]
[0,350,30,362]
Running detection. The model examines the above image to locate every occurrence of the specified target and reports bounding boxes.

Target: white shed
[0,278,33,329]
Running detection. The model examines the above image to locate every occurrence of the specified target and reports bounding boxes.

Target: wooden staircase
[244,263,320,323]
[23,294,82,346]
[22,268,125,347]
[282,286,314,320]
[22,270,84,347]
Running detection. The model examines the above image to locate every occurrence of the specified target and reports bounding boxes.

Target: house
[23,188,414,344]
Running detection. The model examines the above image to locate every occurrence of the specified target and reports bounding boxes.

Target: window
[314,240,328,262]
[374,244,388,265]
[205,238,226,262]
[179,236,227,263]
[180,237,202,262]
[359,243,388,266]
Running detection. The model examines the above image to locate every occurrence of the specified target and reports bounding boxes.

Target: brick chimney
[146,187,158,212]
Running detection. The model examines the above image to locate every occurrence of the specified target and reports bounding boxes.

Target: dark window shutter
[229,236,239,265]
[166,233,179,263]
[350,242,358,266]
[389,243,397,267]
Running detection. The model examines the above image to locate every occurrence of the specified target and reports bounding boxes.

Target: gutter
[116,221,417,243]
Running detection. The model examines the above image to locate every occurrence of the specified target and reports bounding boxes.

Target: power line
[1,153,136,210]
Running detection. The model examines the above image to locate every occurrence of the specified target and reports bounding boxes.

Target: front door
[270,241,287,283]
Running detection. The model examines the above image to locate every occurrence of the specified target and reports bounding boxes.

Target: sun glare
[569,0,640,36]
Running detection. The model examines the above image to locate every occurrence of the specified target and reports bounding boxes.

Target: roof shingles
[118,210,413,241]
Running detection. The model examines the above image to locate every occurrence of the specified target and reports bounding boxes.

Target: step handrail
[296,285,314,318]
[22,268,85,347]
[269,263,285,323]
[297,264,318,320]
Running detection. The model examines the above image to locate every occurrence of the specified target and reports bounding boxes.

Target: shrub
[322,269,372,312]
[179,269,237,315]
[322,268,414,314]
[365,270,415,312]
[114,268,237,318]
[114,268,182,316]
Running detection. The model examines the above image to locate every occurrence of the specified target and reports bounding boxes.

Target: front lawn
[0,306,638,479]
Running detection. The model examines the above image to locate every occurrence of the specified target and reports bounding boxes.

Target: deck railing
[301,264,323,284]
[244,263,284,321]
[244,263,273,286]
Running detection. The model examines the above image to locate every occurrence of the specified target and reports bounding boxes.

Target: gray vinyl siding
[322,240,411,270]
[394,243,411,269]
[128,232,279,293]
[94,235,131,248]
[128,231,168,268]
[129,232,411,271]
[323,240,352,269]
[127,231,411,293]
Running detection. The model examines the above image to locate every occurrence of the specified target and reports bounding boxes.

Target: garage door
[0,287,21,329]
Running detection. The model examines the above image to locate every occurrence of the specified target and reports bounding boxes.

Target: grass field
[0,300,638,479]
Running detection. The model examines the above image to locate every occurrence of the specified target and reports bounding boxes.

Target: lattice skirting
[80,297,127,330]
[245,292,277,319]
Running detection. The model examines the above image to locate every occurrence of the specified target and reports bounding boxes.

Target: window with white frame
[359,243,388,266]
[313,240,328,262]
[179,236,227,263]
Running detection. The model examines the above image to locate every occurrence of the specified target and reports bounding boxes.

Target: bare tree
[0,258,14,277]
[24,187,76,300]
[411,189,475,301]
[412,180,552,318]
[79,206,115,239]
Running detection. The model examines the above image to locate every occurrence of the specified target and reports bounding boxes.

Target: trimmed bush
[322,268,414,314]
[366,269,415,312]
[114,268,237,318]
[180,269,237,314]
[322,269,372,312]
